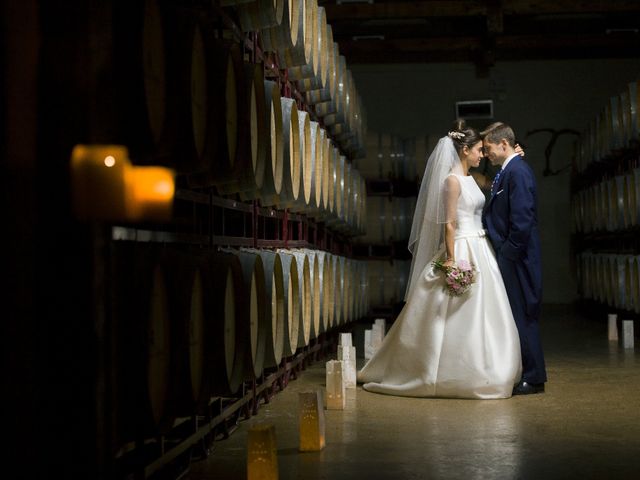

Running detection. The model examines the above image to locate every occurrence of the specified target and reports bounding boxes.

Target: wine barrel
[187,38,243,187]
[279,249,311,347]
[359,196,393,245]
[205,252,245,396]
[262,0,300,54]
[333,255,345,326]
[307,126,330,216]
[607,177,625,231]
[114,242,173,442]
[245,248,285,368]
[610,95,625,151]
[629,81,639,142]
[628,168,640,227]
[604,255,616,307]
[325,138,337,214]
[297,249,321,339]
[296,120,321,215]
[224,249,268,379]
[626,256,640,313]
[611,255,628,310]
[277,0,312,67]
[113,0,214,173]
[259,81,284,206]
[621,172,632,229]
[276,249,300,356]
[285,0,318,77]
[163,247,206,418]
[315,250,333,334]
[293,110,312,210]
[236,0,284,32]
[275,97,301,207]
[220,62,268,198]
[291,5,328,88]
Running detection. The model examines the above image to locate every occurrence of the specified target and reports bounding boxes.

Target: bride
[357,120,522,399]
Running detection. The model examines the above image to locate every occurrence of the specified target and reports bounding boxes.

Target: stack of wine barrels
[571,80,639,316]
[113,0,367,237]
[572,169,639,233]
[575,81,639,173]
[111,243,367,447]
[367,260,412,307]
[577,252,640,313]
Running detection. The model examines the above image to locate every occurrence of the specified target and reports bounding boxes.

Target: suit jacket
[483,155,542,317]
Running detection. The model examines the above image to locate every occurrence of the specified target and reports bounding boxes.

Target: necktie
[491,169,502,197]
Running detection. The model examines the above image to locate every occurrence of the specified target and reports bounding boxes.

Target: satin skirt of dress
[357,231,522,399]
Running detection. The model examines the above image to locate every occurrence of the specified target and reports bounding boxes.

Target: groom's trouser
[498,256,547,385]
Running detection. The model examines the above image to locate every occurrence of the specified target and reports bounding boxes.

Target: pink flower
[457,260,472,271]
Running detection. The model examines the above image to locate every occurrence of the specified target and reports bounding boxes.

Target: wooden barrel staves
[113,242,173,443]
[629,81,639,142]
[224,249,268,379]
[113,0,210,173]
[627,256,640,314]
[248,248,285,368]
[286,0,319,80]
[628,168,640,227]
[220,62,268,199]
[163,247,207,418]
[204,252,245,397]
[259,81,284,206]
[297,249,321,339]
[277,249,301,356]
[287,249,312,347]
[315,250,333,334]
[235,0,285,32]
[261,0,299,54]
[187,38,242,187]
[292,110,312,211]
[275,97,301,207]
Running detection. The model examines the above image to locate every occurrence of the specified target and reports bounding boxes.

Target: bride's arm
[443,175,461,266]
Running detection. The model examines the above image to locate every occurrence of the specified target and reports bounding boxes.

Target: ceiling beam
[337,32,640,62]
[324,1,640,20]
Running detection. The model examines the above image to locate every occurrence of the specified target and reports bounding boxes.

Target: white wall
[351,59,640,304]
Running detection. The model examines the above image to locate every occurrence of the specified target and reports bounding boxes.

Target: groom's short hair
[481,122,516,147]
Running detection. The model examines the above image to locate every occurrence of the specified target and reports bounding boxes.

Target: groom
[481,122,547,395]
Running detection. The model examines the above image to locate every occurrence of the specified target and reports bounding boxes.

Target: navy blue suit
[483,155,547,384]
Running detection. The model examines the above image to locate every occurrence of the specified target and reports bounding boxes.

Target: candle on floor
[364,329,373,360]
[299,391,326,451]
[247,423,279,480]
[337,344,357,388]
[374,318,386,339]
[339,332,353,347]
[326,360,346,410]
[608,313,618,341]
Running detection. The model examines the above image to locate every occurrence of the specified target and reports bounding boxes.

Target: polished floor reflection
[187,308,640,479]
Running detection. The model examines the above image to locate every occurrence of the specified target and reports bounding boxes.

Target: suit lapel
[488,155,520,207]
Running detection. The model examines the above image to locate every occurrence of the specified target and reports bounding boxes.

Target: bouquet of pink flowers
[432,259,477,296]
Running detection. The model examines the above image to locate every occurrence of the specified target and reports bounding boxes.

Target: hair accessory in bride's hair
[448,131,465,140]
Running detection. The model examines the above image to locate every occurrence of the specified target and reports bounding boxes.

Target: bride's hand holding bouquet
[433,258,477,297]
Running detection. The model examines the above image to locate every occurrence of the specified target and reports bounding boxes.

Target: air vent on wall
[455,100,494,119]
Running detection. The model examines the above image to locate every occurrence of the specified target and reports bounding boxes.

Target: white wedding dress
[358,174,522,399]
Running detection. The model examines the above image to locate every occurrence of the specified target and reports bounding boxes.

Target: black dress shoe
[512,381,545,395]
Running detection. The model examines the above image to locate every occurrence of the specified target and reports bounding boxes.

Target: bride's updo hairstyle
[447,119,481,154]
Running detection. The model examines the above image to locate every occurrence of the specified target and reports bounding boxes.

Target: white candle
[337,345,357,388]
[247,423,279,480]
[299,390,326,451]
[326,360,346,410]
[608,313,618,341]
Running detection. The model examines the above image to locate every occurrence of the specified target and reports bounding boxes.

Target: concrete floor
[186,307,640,480]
